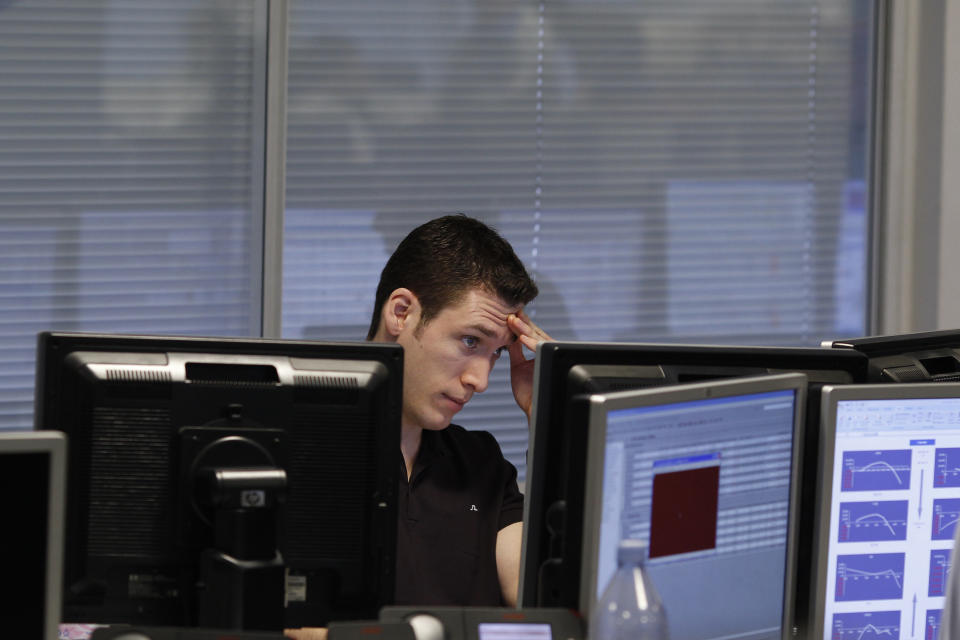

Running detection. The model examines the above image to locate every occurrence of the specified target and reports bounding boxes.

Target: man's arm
[507,311,553,421]
[496,521,523,607]
[501,311,547,606]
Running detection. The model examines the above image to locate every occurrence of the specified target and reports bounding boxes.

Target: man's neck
[400,423,422,481]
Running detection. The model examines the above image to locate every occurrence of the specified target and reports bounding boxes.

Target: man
[368,214,549,607]
[285,215,550,639]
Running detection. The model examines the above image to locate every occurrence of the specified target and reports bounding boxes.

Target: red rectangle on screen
[649,465,720,559]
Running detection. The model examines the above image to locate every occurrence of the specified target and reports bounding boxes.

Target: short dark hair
[366,214,539,340]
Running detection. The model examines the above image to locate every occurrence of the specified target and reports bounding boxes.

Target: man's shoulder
[442,422,498,443]
[434,424,518,493]
[440,423,503,456]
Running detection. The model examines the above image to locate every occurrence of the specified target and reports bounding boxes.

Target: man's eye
[494,347,505,358]
[462,336,479,349]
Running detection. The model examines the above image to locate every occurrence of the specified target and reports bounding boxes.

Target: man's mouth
[443,393,469,407]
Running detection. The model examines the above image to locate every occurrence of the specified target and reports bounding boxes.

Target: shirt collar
[418,426,451,463]
[405,426,452,484]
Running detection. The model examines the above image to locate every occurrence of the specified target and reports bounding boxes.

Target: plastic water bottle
[588,540,669,640]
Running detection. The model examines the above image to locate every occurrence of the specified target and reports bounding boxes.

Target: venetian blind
[0,1,262,430]
[281,0,875,483]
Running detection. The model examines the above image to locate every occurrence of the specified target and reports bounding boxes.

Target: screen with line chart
[838,501,909,543]
[813,384,960,640]
[832,611,900,640]
[935,448,960,488]
[928,549,952,598]
[931,498,960,541]
[842,450,912,492]
[835,553,905,601]
[927,609,943,640]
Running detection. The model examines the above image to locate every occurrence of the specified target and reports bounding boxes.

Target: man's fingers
[507,315,537,355]
[508,336,528,364]
[513,311,552,342]
[518,333,539,351]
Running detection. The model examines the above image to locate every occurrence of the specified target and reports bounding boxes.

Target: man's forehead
[448,288,521,330]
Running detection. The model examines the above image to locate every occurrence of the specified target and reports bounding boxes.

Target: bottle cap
[616,538,648,565]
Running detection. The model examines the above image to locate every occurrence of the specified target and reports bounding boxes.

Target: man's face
[397,288,521,432]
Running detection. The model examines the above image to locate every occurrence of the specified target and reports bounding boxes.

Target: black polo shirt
[394,423,524,606]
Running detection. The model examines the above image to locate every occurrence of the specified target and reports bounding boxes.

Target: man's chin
[421,409,455,430]
[422,418,452,431]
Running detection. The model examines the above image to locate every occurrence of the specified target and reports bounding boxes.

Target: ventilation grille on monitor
[881,365,928,383]
[294,375,359,390]
[187,379,280,388]
[106,368,172,384]
[284,408,375,562]
[293,375,360,405]
[87,406,172,558]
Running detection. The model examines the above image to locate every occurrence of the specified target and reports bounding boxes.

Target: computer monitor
[0,430,67,640]
[810,383,960,640]
[829,329,960,382]
[519,340,867,633]
[34,331,403,631]
[578,373,807,640]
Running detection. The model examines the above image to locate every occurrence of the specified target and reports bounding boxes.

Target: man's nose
[462,357,492,394]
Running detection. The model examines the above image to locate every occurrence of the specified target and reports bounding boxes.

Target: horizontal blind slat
[0,1,260,431]
[281,0,873,482]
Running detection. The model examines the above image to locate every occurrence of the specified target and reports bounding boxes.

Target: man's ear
[381,288,419,339]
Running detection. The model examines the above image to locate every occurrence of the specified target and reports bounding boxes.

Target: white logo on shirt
[469,504,479,512]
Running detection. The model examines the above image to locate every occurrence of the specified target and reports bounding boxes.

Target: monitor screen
[476,623,553,640]
[34,331,402,630]
[830,329,960,383]
[810,383,960,640]
[579,373,806,640]
[0,430,67,640]
[519,339,867,635]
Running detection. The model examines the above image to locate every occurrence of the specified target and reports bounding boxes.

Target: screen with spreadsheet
[813,384,960,640]
[580,374,805,640]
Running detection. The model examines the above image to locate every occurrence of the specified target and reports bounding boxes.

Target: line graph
[935,448,960,488]
[927,609,942,640]
[928,549,953,598]
[932,498,960,541]
[835,553,905,601]
[842,450,912,492]
[832,611,900,640]
[838,501,909,542]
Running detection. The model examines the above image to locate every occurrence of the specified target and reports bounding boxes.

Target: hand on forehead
[460,290,543,345]
[463,291,523,344]
[507,309,550,352]
[473,295,522,325]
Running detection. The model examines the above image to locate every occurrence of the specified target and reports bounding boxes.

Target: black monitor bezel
[831,329,960,382]
[35,331,403,629]
[809,382,960,639]
[519,340,869,634]
[578,373,807,637]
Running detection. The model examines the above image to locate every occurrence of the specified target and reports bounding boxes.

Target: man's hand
[507,310,553,421]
